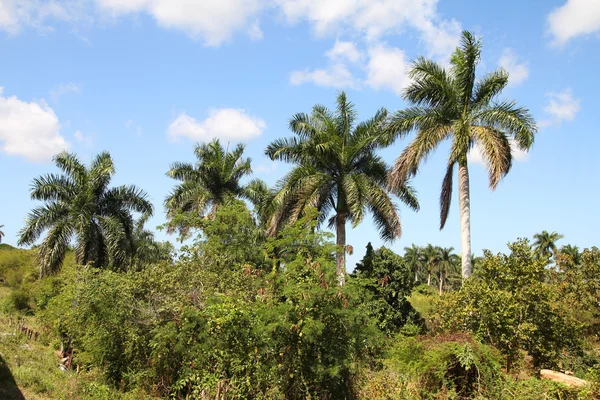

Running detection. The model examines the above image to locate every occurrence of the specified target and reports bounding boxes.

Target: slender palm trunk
[458,163,472,279]
[427,272,431,286]
[414,268,418,283]
[439,269,443,295]
[335,213,347,286]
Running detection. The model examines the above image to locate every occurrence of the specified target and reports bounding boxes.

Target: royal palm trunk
[458,163,472,278]
[336,213,347,286]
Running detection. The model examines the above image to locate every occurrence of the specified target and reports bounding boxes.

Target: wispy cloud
[50,82,81,102]
[539,89,581,128]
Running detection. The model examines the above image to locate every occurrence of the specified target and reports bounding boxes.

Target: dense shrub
[352,244,423,335]
[433,239,583,371]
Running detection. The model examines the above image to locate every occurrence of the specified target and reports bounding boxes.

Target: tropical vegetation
[1,31,598,400]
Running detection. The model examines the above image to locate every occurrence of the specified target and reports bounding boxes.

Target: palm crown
[533,230,564,260]
[265,91,419,284]
[386,31,537,279]
[165,138,266,237]
[18,152,153,276]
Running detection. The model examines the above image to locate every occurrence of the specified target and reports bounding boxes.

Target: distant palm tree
[386,31,537,279]
[403,244,423,283]
[165,139,266,238]
[560,244,581,266]
[265,92,419,285]
[533,231,564,260]
[0,225,4,244]
[421,244,441,287]
[437,247,460,294]
[18,152,153,276]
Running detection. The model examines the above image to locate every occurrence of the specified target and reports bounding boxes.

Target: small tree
[353,245,421,334]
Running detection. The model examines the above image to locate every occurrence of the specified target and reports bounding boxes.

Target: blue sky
[0,0,598,269]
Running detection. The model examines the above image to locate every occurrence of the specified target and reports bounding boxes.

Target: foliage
[38,205,383,398]
[352,243,422,335]
[385,334,502,399]
[552,246,600,337]
[433,239,583,370]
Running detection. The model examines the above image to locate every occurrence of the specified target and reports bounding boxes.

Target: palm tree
[265,92,419,285]
[18,152,153,276]
[560,244,581,266]
[130,214,174,270]
[436,247,460,294]
[533,230,564,260]
[403,244,423,283]
[0,225,4,244]
[421,244,441,286]
[165,139,266,238]
[386,31,537,279]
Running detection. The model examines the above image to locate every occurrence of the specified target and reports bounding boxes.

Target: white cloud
[96,0,264,46]
[325,40,362,63]
[167,108,266,142]
[0,88,69,162]
[365,44,410,95]
[0,0,85,35]
[547,0,600,46]
[50,82,81,101]
[469,139,528,166]
[74,130,93,147]
[277,0,461,59]
[498,48,529,87]
[290,63,359,89]
[540,89,581,127]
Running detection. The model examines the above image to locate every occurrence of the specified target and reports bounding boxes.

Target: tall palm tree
[165,139,266,238]
[436,247,460,294]
[533,230,564,260]
[403,244,423,283]
[0,225,4,244]
[386,31,537,279]
[265,92,419,285]
[18,152,153,276]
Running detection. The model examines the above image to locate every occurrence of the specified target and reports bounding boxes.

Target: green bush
[433,239,583,371]
[8,289,30,312]
[386,333,502,398]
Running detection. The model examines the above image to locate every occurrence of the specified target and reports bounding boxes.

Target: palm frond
[388,124,451,190]
[471,69,509,109]
[439,162,455,229]
[472,126,512,189]
[475,101,537,150]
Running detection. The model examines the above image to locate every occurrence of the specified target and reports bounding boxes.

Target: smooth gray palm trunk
[458,163,472,278]
[336,213,347,286]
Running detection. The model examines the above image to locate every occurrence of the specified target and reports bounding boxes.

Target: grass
[407,284,436,318]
